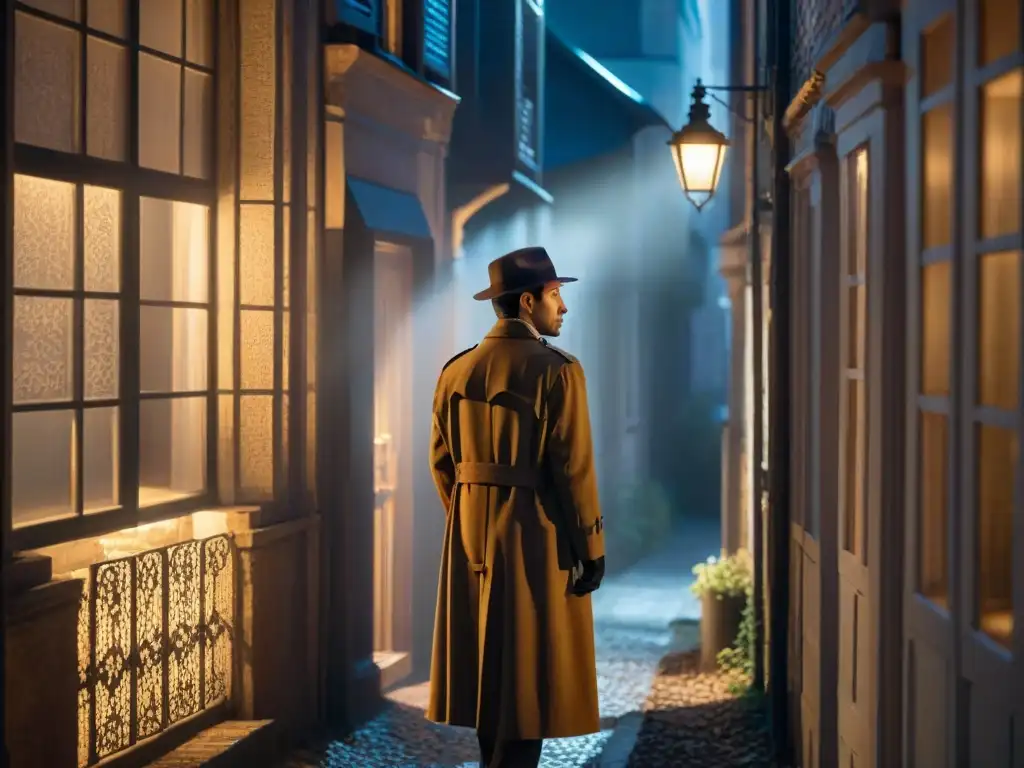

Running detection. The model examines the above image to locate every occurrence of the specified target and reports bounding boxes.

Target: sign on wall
[515,0,544,179]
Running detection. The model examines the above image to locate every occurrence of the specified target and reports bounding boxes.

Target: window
[840,148,868,559]
[515,0,543,175]
[12,0,216,545]
[970,7,1019,648]
[916,14,956,610]
[423,0,452,79]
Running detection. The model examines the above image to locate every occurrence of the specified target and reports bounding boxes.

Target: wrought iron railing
[76,534,235,767]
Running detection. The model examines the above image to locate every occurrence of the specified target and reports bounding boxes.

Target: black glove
[571,556,605,596]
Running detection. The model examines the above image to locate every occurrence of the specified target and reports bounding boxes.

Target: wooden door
[372,241,414,687]
[837,141,872,767]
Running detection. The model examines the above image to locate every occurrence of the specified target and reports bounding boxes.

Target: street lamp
[668,79,730,211]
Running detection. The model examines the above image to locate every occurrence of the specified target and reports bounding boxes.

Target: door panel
[372,241,414,687]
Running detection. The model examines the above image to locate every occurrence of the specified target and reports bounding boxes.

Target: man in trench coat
[426,246,607,768]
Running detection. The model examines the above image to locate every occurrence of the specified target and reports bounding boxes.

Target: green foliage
[652,392,723,517]
[604,481,674,572]
[717,589,756,691]
[690,549,757,691]
[689,549,753,599]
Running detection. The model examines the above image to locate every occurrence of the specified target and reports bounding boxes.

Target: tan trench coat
[426,318,606,741]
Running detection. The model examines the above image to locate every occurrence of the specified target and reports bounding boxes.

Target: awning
[347,177,433,240]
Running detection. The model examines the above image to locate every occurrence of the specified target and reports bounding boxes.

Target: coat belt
[455,461,539,489]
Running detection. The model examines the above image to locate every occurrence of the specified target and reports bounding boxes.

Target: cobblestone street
[279,520,717,767]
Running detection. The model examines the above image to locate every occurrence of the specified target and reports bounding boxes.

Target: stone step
[147,720,280,768]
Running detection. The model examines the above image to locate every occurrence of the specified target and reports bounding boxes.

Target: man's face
[522,282,568,337]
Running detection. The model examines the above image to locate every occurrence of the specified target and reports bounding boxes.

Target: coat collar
[485,318,542,341]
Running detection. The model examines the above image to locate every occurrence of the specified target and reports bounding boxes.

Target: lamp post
[667,80,730,211]
[669,1,794,759]
[670,76,770,698]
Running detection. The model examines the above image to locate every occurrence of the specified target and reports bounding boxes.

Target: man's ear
[520,291,534,314]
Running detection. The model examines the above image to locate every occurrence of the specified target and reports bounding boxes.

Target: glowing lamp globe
[668,80,730,211]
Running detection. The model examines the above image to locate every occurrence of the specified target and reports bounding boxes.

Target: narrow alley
[276,519,772,767]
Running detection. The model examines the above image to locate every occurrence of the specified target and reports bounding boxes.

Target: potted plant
[690,549,753,672]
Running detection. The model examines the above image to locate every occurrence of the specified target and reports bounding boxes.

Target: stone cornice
[325,44,461,146]
[822,20,907,111]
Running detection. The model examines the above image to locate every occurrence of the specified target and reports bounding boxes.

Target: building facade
[723,0,1023,765]
[1,0,457,765]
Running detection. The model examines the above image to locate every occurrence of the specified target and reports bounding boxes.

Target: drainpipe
[766,0,792,759]
[749,0,766,695]
[451,183,511,259]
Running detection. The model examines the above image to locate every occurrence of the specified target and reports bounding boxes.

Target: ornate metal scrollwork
[77,534,236,767]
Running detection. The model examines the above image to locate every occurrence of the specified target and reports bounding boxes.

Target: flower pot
[699,591,746,671]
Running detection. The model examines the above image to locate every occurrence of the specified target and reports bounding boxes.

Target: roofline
[545,27,673,132]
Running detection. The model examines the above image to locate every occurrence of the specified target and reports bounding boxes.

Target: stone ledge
[6,575,81,626]
[233,514,320,551]
[147,720,280,768]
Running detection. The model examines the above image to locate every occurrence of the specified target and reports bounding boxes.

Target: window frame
[838,143,870,563]
[9,0,219,552]
[958,0,1023,653]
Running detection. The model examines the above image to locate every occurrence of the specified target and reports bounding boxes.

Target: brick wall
[790,0,860,87]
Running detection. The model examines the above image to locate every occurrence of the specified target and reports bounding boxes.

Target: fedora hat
[473,246,577,301]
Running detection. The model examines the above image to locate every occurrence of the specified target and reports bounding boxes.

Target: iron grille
[76,534,236,767]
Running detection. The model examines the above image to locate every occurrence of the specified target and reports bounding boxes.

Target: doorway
[372,241,415,689]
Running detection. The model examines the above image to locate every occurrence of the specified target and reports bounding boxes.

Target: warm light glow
[75,532,234,767]
[669,81,731,212]
[671,141,728,210]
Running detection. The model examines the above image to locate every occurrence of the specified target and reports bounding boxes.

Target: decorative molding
[325,44,461,146]
[823,21,907,112]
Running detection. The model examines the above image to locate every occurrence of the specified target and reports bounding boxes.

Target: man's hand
[571,556,605,596]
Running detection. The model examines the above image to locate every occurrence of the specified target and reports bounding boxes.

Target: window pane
[921,261,952,396]
[139,396,206,506]
[239,0,276,202]
[185,0,214,67]
[978,251,1020,409]
[240,310,274,390]
[980,0,1021,66]
[84,185,121,293]
[85,300,119,400]
[977,424,1016,648]
[13,296,73,405]
[88,0,127,38]
[15,12,81,153]
[922,15,954,97]
[919,411,949,608]
[847,149,869,276]
[239,204,276,306]
[923,105,954,249]
[979,70,1022,240]
[83,406,119,512]
[138,54,182,174]
[847,285,865,370]
[183,68,213,179]
[140,198,210,302]
[14,174,75,290]
[21,0,80,20]
[239,395,274,499]
[139,0,183,57]
[13,409,76,526]
[140,307,209,393]
[86,37,128,162]
[843,379,865,555]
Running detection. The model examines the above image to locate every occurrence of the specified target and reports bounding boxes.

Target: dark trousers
[477,732,543,768]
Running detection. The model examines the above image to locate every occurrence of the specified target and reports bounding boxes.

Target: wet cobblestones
[279,525,714,767]
[627,651,774,768]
